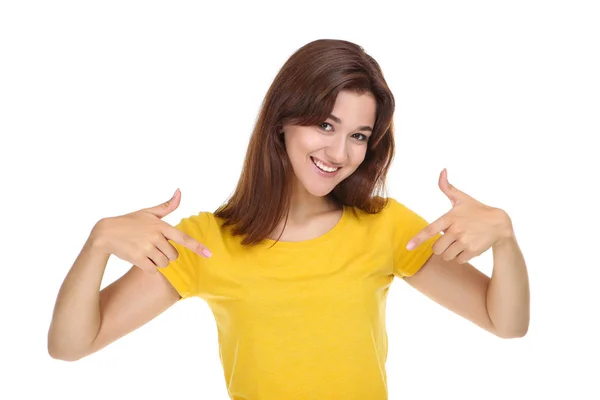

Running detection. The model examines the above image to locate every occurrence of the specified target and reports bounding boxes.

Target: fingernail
[202,249,212,258]
[406,241,415,250]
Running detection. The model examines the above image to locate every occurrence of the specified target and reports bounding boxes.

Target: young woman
[48,39,530,399]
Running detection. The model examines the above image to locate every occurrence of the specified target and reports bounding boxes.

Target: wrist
[492,227,517,249]
[492,209,516,249]
[88,219,111,256]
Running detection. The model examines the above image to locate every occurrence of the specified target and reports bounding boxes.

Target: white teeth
[312,157,339,172]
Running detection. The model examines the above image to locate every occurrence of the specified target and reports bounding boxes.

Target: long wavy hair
[214,39,396,246]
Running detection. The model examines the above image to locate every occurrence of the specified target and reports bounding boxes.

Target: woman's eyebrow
[328,114,373,132]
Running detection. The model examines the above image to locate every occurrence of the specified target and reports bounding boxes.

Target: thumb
[439,168,471,206]
[145,188,181,219]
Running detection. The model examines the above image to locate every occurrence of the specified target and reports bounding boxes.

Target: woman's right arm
[47,189,211,361]
[47,235,180,361]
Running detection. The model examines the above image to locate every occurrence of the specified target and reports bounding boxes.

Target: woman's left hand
[406,168,515,264]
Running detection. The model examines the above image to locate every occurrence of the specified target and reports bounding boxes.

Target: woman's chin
[302,181,337,198]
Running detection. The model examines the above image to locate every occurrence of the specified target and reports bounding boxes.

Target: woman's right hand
[90,188,211,273]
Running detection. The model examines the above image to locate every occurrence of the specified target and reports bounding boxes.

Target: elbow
[48,345,88,362]
[494,324,529,339]
[486,307,530,339]
[47,333,88,362]
[47,341,85,362]
[496,330,527,339]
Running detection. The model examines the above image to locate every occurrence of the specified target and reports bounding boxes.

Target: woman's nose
[324,137,347,165]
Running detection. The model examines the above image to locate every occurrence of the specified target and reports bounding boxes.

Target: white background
[1,1,599,399]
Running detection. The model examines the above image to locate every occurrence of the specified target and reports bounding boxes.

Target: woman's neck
[286,176,342,222]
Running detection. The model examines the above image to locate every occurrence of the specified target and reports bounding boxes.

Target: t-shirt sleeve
[157,212,210,299]
[387,198,442,278]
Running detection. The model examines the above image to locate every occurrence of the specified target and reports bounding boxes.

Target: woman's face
[282,90,377,199]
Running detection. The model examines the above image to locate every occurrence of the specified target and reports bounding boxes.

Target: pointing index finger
[164,224,212,258]
[406,215,450,251]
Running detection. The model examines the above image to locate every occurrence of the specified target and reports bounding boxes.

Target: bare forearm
[48,229,110,360]
[486,233,530,338]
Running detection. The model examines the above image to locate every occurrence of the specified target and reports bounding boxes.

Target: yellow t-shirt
[159,197,441,400]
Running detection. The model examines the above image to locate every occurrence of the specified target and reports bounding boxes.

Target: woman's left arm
[403,169,530,338]
[486,233,530,337]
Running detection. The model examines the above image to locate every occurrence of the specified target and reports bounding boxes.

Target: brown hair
[214,39,396,246]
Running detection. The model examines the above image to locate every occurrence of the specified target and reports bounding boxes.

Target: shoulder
[174,211,220,239]
[176,210,241,246]
[348,196,431,234]
[380,197,412,214]
[349,196,411,220]
[343,197,408,236]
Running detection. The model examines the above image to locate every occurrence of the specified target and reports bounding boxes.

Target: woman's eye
[319,122,333,131]
[353,133,368,142]
[319,123,367,142]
